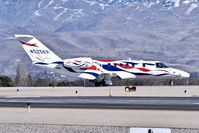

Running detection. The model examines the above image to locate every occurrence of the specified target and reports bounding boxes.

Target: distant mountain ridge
[0,0,199,76]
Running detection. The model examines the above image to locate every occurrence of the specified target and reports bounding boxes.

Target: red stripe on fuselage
[20,41,38,47]
[158,69,169,73]
[137,67,151,72]
[97,60,116,62]
[122,64,134,69]
[80,65,97,70]
[75,60,82,63]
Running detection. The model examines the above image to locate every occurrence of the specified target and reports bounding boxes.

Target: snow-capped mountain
[0,0,199,76]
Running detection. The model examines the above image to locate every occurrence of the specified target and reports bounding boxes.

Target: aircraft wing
[114,71,136,79]
[78,73,97,80]
[78,71,101,80]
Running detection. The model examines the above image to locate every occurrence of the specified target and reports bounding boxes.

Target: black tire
[102,80,108,86]
[95,82,101,87]
[131,86,136,91]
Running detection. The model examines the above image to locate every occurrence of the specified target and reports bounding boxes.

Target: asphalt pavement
[0,96,199,110]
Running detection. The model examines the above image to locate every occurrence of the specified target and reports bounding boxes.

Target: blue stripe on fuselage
[124,62,138,66]
[35,62,63,65]
[155,73,170,76]
[63,66,76,72]
[132,73,151,76]
[34,62,48,65]
[52,61,64,65]
[102,64,123,71]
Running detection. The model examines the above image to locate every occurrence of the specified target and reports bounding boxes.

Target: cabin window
[143,63,146,67]
[120,63,123,67]
[156,63,168,68]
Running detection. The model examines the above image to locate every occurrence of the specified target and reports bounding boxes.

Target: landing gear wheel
[95,80,108,87]
[102,80,108,86]
[125,86,136,92]
[95,82,101,87]
[131,86,136,91]
[125,86,130,92]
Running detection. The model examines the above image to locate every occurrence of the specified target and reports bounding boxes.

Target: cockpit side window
[156,63,168,68]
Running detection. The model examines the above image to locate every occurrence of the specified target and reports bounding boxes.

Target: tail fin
[15,34,62,63]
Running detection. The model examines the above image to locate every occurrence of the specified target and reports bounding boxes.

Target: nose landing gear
[125,86,136,92]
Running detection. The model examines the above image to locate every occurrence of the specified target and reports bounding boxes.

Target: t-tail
[15,34,62,64]
[15,34,63,71]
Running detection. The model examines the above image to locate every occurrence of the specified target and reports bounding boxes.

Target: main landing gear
[95,80,109,87]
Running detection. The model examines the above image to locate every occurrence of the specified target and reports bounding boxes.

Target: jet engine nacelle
[63,57,93,69]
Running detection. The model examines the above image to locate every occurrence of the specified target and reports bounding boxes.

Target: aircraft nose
[180,71,190,78]
[171,69,190,78]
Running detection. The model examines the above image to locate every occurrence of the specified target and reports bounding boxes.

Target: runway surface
[0,86,199,129]
[0,108,199,129]
[0,86,199,97]
[0,96,199,110]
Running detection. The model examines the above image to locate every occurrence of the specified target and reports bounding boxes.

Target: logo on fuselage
[30,49,49,54]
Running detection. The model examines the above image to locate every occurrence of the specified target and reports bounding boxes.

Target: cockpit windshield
[156,63,169,68]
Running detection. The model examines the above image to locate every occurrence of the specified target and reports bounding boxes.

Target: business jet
[15,34,190,87]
